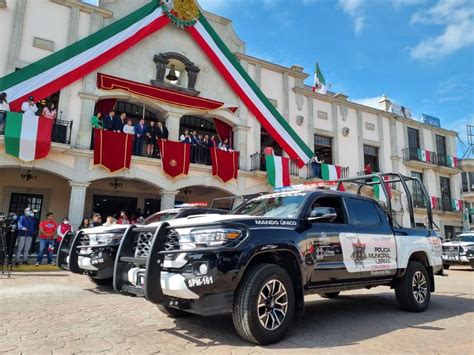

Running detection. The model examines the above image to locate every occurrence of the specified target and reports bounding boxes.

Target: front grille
[78,233,89,246]
[164,229,181,251]
[442,246,459,253]
[134,232,153,258]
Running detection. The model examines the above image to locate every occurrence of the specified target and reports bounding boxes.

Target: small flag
[452,199,462,212]
[312,62,327,94]
[265,155,291,188]
[447,155,459,168]
[373,176,391,204]
[417,149,431,163]
[321,163,345,191]
[430,196,438,209]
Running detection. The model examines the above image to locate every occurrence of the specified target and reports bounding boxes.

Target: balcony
[436,154,462,173]
[0,115,73,145]
[402,148,437,168]
[432,196,463,213]
[250,152,300,176]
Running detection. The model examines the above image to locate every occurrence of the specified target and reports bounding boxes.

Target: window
[309,196,346,224]
[8,193,43,219]
[411,171,425,208]
[349,198,381,226]
[407,127,420,149]
[363,145,379,172]
[436,135,447,165]
[462,172,469,192]
[439,176,452,211]
[314,135,333,164]
[115,101,159,121]
[470,172,474,191]
[260,127,282,156]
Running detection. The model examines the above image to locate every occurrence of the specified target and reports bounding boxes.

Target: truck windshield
[457,235,474,242]
[232,192,307,218]
[142,212,179,224]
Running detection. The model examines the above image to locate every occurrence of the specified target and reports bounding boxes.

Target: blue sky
[197,0,473,154]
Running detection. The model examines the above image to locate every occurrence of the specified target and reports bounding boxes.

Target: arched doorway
[176,185,233,210]
[86,177,162,220]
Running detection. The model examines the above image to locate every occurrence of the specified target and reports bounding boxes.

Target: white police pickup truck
[442,231,474,269]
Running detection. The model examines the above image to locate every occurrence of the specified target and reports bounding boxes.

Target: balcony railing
[437,154,461,170]
[307,163,349,180]
[402,148,437,165]
[250,152,299,176]
[413,194,427,208]
[0,114,73,145]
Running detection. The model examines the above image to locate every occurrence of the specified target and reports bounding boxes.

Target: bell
[166,65,178,82]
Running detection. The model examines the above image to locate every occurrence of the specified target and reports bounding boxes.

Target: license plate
[187,276,214,288]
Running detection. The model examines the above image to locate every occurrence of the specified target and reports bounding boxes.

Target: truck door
[340,197,397,280]
[304,195,359,286]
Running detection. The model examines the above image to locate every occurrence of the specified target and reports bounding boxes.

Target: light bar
[174,202,208,208]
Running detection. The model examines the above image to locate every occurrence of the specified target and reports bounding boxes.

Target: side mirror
[308,207,338,222]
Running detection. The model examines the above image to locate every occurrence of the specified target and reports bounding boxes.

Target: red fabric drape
[213,118,233,148]
[95,99,117,116]
[210,148,239,182]
[159,139,191,178]
[93,129,133,173]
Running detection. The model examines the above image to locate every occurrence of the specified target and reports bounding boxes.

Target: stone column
[5,0,26,73]
[234,125,250,170]
[68,182,90,230]
[160,189,178,211]
[75,93,99,148]
[166,111,182,141]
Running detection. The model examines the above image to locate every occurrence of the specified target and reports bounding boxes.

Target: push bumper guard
[114,222,170,303]
[57,231,80,272]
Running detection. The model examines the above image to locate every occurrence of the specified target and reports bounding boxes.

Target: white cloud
[338,0,366,34]
[409,0,474,60]
[353,96,382,109]
[391,0,426,9]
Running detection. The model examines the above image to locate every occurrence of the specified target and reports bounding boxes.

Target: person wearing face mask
[5,212,18,266]
[15,207,38,266]
[117,211,130,225]
[56,217,73,244]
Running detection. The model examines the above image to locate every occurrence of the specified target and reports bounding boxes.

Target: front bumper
[113,223,242,316]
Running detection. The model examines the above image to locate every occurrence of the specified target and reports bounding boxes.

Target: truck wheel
[321,292,340,299]
[157,305,189,318]
[87,275,112,286]
[442,264,450,270]
[233,263,295,345]
[395,261,431,312]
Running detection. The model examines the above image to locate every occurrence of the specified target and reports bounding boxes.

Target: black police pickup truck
[57,207,226,285]
[114,173,443,344]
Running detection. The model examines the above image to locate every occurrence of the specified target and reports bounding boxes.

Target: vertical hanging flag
[447,155,459,168]
[4,112,53,162]
[210,148,239,182]
[93,129,133,173]
[265,155,291,188]
[430,196,438,210]
[452,199,463,212]
[373,176,391,204]
[159,139,191,178]
[312,62,327,94]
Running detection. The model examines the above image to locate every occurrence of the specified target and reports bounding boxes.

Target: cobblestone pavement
[0,267,473,354]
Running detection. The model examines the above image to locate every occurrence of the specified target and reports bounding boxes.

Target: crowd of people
[91,110,234,164]
[78,209,144,230]
[3,207,72,266]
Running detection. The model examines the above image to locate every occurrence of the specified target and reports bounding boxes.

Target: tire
[320,292,340,299]
[442,264,450,270]
[395,261,431,312]
[87,275,113,286]
[157,304,189,318]
[233,263,295,345]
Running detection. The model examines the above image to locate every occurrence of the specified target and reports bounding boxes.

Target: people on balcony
[21,96,38,117]
[180,129,191,143]
[0,92,9,133]
[90,112,103,129]
[42,102,57,120]
[123,118,135,135]
[146,120,157,157]
[113,112,127,133]
[218,138,231,151]
[156,121,169,140]
[134,118,146,156]
[103,110,115,130]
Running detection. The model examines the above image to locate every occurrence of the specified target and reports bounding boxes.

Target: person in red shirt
[36,212,58,266]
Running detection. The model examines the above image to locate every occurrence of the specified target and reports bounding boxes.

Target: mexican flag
[312,62,327,94]
[321,163,345,191]
[266,155,290,188]
[417,149,431,163]
[452,199,462,212]
[430,196,438,210]
[447,155,459,168]
[373,176,391,204]
[4,112,53,162]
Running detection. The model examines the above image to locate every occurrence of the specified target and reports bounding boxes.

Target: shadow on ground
[159,292,474,349]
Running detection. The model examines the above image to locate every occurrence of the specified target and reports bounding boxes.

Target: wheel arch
[406,251,435,292]
[236,248,306,316]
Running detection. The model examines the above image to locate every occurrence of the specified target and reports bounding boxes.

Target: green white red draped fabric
[373,176,391,204]
[265,155,290,188]
[0,1,313,166]
[447,155,459,168]
[430,196,438,210]
[4,112,53,162]
[417,149,432,163]
[321,163,345,191]
[452,199,463,212]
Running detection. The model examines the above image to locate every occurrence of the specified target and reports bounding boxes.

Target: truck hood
[442,241,474,247]
[82,225,128,234]
[147,214,300,228]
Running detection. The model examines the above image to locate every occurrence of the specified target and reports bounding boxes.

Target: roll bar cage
[334,172,434,230]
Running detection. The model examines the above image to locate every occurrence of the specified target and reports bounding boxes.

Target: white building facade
[0,0,465,238]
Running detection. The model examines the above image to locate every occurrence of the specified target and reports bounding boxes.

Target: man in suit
[156,121,169,140]
[113,112,127,133]
[134,118,147,156]
[103,110,115,130]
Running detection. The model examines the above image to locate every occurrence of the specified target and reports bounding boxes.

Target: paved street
[0,267,473,354]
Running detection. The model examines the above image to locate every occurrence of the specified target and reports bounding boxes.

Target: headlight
[88,233,123,246]
[172,227,244,248]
